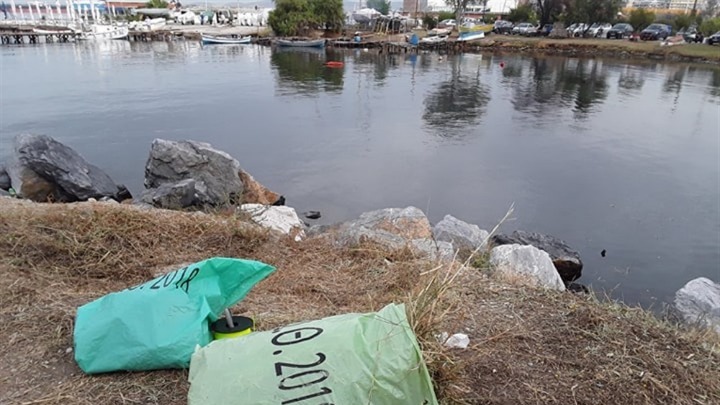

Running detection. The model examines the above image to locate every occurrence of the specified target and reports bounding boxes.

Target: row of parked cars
[491,20,720,44]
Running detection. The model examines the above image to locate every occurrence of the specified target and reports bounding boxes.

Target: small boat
[275,38,326,48]
[201,34,252,45]
[456,31,485,42]
[78,24,129,41]
[420,34,448,44]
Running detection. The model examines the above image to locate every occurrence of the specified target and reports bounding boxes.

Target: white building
[425,0,519,13]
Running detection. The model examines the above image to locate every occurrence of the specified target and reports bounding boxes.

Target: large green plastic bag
[74,257,275,374]
[188,303,438,405]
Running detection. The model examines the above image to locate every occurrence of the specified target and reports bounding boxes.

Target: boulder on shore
[143,139,283,209]
[673,277,720,334]
[489,244,566,291]
[241,204,305,241]
[492,231,583,283]
[141,179,197,210]
[433,214,489,252]
[335,206,454,261]
[4,134,129,202]
[0,164,10,190]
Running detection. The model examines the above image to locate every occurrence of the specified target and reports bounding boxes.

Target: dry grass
[0,199,718,405]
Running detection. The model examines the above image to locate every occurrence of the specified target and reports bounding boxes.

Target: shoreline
[1,197,718,404]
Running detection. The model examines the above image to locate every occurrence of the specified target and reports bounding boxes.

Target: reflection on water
[0,43,718,310]
[271,48,344,96]
[423,57,490,137]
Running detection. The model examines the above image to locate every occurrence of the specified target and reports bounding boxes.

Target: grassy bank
[460,36,720,63]
[0,199,718,404]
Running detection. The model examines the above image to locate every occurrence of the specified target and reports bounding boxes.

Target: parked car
[606,23,634,39]
[512,22,537,36]
[493,20,514,34]
[572,23,589,37]
[708,31,720,45]
[640,23,672,40]
[540,23,553,36]
[588,23,613,37]
[438,19,456,29]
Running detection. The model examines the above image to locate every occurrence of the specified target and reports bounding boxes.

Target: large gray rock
[145,139,244,206]
[673,277,720,334]
[433,215,489,252]
[141,179,197,210]
[0,164,10,190]
[143,139,284,209]
[336,206,454,261]
[492,231,583,283]
[489,244,566,291]
[8,134,125,202]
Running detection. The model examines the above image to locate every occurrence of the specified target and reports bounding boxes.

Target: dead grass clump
[0,200,268,283]
[1,199,719,405]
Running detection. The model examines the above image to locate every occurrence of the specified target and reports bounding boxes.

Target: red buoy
[324,61,344,68]
[499,61,505,68]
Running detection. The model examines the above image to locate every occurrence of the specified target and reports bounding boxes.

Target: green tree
[507,4,535,22]
[563,0,622,24]
[268,0,318,36]
[672,13,695,30]
[367,0,390,15]
[422,14,438,29]
[145,0,168,7]
[309,0,344,32]
[699,17,720,34]
[536,0,563,26]
[438,11,455,21]
[628,8,655,30]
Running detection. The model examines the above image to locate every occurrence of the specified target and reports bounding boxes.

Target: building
[632,0,707,11]
[424,0,519,13]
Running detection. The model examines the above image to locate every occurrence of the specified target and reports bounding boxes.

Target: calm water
[1,41,718,309]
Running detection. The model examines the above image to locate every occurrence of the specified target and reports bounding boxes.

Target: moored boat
[201,34,252,45]
[275,38,325,48]
[456,30,485,42]
[78,24,129,40]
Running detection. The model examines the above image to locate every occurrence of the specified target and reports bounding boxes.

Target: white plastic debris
[240,204,306,241]
[443,333,470,349]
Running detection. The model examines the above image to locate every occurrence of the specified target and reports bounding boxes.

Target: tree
[536,0,564,26]
[268,0,318,36]
[145,0,168,8]
[699,17,720,34]
[367,0,390,15]
[444,0,476,26]
[268,0,343,36]
[309,0,343,32]
[563,0,622,24]
[507,4,535,22]
[628,8,655,30]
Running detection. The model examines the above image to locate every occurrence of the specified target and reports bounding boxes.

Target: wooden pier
[0,30,80,45]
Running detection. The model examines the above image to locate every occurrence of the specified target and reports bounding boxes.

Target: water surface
[1,41,718,309]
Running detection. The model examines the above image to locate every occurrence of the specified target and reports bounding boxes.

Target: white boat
[78,24,129,40]
[420,34,448,43]
[202,34,252,45]
[352,7,381,23]
[275,38,325,48]
[456,31,485,42]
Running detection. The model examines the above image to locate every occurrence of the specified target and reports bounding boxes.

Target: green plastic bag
[188,303,438,405]
[74,257,275,374]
